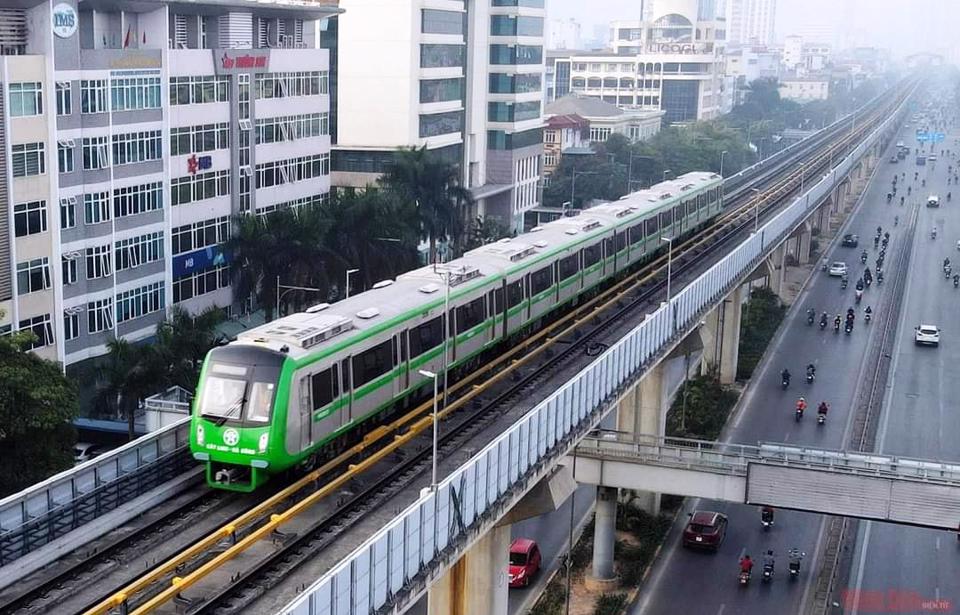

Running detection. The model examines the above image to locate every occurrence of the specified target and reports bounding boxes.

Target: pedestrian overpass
[572,433,960,530]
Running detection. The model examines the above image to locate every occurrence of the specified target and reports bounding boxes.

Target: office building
[551,3,729,124]
[332,0,547,234]
[545,95,663,144]
[725,0,776,46]
[0,0,336,366]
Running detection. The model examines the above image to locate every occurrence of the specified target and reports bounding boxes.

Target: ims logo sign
[52,3,78,39]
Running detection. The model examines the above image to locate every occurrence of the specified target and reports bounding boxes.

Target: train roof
[232,171,721,361]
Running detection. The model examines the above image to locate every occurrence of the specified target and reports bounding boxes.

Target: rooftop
[545,95,664,121]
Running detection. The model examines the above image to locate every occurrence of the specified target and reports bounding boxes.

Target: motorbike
[855,290,863,304]
[807,309,815,325]
[781,375,790,390]
[739,570,751,586]
[845,321,853,335]
[841,278,848,290]
[945,266,952,279]
[874,237,880,249]
[860,252,868,264]
[865,276,872,288]
[795,406,804,422]
[865,311,872,323]
[932,229,937,240]
[806,371,815,384]
[877,273,884,285]
[817,412,826,426]
[834,320,841,333]
[762,563,774,583]
[820,316,828,330]
[761,509,774,530]
[788,551,805,580]
[955,275,959,289]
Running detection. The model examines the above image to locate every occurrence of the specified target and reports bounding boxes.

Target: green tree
[0,330,78,495]
[226,206,330,321]
[96,338,166,440]
[380,146,473,263]
[154,306,226,389]
[462,215,512,251]
[319,188,420,294]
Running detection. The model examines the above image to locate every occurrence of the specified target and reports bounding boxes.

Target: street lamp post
[418,369,440,490]
[571,170,597,208]
[719,150,728,178]
[275,276,324,320]
[345,268,360,299]
[751,187,761,232]
[660,236,673,303]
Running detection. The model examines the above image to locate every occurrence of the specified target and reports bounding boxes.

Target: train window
[493,286,505,313]
[399,334,407,362]
[603,237,615,258]
[583,243,602,267]
[530,266,554,295]
[507,279,524,307]
[629,224,644,244]
[312,366,340,409]
[246,382,275,423]
[352,339,394,387]
[660,211,671,229]
[646,215,659,236]
[616,232,627,251]
[341,361,351,391]
[456,297,486,333]
[673,205,684,222]
[409,316,443,358]
[559,254,579,280]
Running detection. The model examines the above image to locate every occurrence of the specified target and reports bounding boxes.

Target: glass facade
[419,110,464,138]
[488,128,543,150]
[555,60,571,98]
[422,9,466,35]
[490,15,543,37]
[488,101,540,123]
[490,44,542,65]
[661,80,699,123]
[488,73,542,94]
[491,0,545,6]
[421,44,466,68]
[420,78,464,103]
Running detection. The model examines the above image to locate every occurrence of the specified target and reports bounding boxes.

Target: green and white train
[190,172,724,491]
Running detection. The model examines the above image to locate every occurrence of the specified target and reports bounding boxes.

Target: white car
[915,324,940,346]
[829,262,848,277]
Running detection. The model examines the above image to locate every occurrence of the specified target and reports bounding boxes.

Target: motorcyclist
[818,401,829,416]
[855,279,864,291]
[834,314,842,329]
[847,307,856,320]
[895,215,899,226]
[820,312,828,327]
[806,363,816,379]
[806,307,815,322]
[860,249,868,262]
[886,192,892,202]
[900,195,905,206]
[788,548,805,573]
[740,554,754,574]
[796,397,807,415]
[761,506,775,524]
[865,305,873,319]
[908,186,911,195]
[933,227,938,239]
[763,550,776,572]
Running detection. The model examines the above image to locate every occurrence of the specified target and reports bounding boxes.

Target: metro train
[190,172,724,491]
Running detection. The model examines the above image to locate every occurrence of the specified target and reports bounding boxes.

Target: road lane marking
[799,515,830,614]
[936,536,941,551]
[715,604,726,615]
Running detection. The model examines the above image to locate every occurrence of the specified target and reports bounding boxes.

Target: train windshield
[199,362,276,425]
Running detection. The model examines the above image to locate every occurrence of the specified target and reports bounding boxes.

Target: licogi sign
[646,43,706,54]
[52,3,78,38]
[216,50,270,74]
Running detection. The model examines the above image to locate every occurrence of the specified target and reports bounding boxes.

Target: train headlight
[258,433,269,453]
[196,424,205,446]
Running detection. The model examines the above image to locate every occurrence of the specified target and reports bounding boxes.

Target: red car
[508,538,541,588]
[682,510,728,551]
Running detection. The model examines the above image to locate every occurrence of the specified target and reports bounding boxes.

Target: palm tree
[155,306,226,388]
[96,339,165,440]
[319,189,419,293]
[380,146,473,263]
[226,208,330,321]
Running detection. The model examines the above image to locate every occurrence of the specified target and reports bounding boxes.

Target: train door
[396,332,409,392]
[341,358,353,422]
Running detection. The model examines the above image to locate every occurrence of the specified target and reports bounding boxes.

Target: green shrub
[737,287,786,379]
[530,577,566,615]
[594,592,629,615]
[665,375,738,440]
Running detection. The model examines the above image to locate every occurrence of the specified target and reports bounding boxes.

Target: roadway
[844,114,960,614]
[630,118,920,615]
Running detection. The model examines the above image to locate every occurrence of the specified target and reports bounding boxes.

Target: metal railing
[0,417,191,567]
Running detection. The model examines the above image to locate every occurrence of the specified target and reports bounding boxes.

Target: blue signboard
[916,132,931,142]
[934,132,946,143]
[173,245,228,278]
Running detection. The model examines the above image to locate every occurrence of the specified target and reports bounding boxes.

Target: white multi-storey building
[333,0,546,234]
[551,1,728,124]
[725,0,776,46]
[0,0,336,367]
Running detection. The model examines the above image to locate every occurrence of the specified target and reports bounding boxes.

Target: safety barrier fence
[0,417,191,567]
[279,94,909,615]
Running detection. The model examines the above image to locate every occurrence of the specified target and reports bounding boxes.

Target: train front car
[190,344,290,492]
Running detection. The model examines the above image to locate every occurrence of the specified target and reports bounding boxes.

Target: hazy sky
[547,0,959,58]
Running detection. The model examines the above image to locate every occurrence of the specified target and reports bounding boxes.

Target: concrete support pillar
[797,221,812,265]
[699,304,721,377]
[427,525,510,615]
[615,364,664,514]
[590,486,619,584]
[765,243,787,301]
[718,285,744,385]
